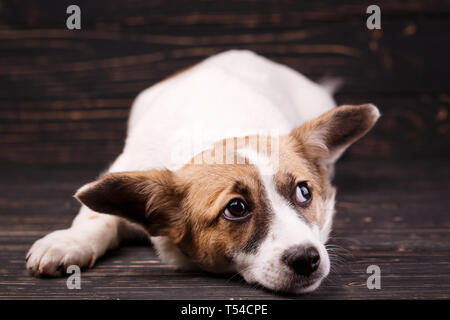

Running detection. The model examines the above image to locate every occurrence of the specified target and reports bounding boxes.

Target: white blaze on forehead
[237,147,275,176]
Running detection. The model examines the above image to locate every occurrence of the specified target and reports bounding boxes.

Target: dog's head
[76,104,379,294]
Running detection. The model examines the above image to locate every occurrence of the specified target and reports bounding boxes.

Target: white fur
[111,49,336,172]
[26,50,336,281]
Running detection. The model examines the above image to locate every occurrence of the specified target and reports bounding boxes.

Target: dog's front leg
[25,205,143,277]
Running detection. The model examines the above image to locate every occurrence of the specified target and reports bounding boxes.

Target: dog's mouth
[291,276,324,293]
[276,273,324,294]
[240,267,326,295]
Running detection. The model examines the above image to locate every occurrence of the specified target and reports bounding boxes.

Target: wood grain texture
[1,0,449,164]
[0,0,449,299]
[0,160,449,299]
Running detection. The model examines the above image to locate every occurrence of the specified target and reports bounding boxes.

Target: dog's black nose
[282,246,320,277]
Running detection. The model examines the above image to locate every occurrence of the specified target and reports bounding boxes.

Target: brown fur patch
[290,104,380,164]
[75,170,185,238]
[174,163,271,270]
[274,136,329,227]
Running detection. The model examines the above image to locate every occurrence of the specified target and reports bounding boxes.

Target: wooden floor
[1,159,449,299]
[0,1,449,299]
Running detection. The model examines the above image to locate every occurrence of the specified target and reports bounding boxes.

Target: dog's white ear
[290,104,380,166]
[75,170,183,237]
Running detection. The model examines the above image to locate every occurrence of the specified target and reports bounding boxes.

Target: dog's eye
[294,182,312,205]
[223,199,249,220]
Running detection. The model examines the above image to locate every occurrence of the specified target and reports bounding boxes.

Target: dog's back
[113,50,337,172]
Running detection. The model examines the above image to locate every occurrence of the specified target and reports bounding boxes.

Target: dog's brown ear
[290,104,380,166]
[75,170,183,237]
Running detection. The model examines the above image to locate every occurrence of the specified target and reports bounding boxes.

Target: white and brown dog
[26,50,379,294]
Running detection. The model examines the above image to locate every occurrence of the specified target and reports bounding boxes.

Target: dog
[26,50,379,294]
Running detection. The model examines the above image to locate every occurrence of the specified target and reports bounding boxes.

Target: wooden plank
[0,93,448,164]
[1,19,450,96]
[2,1,450,27]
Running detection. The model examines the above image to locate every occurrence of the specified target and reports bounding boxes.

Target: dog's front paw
[26,229,96,277]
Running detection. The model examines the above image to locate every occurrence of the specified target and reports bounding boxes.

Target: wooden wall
[1,0,449,165]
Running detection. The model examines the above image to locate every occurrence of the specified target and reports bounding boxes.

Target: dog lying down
[26,50,379,294]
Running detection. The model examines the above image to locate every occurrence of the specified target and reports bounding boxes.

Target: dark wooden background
[0,0,449,299]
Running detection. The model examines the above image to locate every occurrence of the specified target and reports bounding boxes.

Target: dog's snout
[282,246,320,277]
